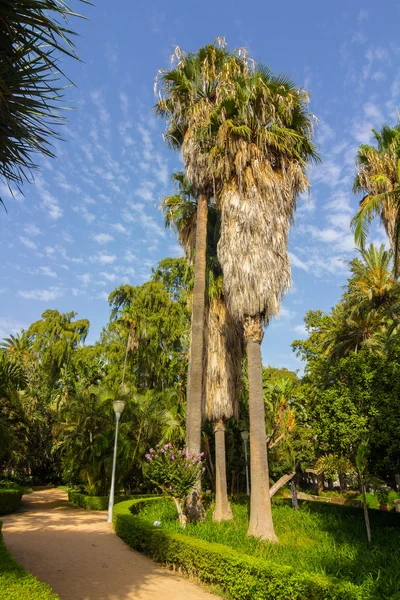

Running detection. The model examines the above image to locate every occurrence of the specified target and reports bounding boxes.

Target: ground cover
[0,524,59,599]
[136,497,400,599]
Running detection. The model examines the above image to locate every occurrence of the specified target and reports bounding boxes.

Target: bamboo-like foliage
[351,124,400,271]
[0,0,86,204]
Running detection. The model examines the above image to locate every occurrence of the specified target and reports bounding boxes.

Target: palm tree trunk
[213,420,233,522]
[185,193,208,522]
[245,315,278,542]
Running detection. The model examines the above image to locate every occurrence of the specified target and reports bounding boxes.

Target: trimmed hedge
[0,489,23,515]
[112,498,366,600]
[0,523,59,599]
[68,490,156,511]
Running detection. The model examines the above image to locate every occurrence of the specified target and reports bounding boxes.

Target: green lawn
[137,497,400,599]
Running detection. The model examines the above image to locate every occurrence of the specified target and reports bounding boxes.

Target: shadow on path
[1,488,215,600]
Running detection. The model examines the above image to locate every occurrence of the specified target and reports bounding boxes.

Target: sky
[1,1,399,373]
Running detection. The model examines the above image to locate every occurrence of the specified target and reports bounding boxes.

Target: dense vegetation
[133,497,400,599]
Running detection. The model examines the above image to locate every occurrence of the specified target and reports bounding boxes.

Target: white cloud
[100,271,118,282]
[18,287,63,302]
[0,183,24,203]
[78,273,91,286]
[124,250,136,263]
[19,236,37,250]
[24,224,41,236]
[292,324,307,337]
[315,120,335,145]
[357,9,368,21]
[135,182,156,202]
[97,291,109,301]
[112,223,128,234]
[92,233,114,244]
[0,317,26,339]
[72,205,96,224]
[289,252,309,271]
[89,252,117,265]
[39,266,57,278]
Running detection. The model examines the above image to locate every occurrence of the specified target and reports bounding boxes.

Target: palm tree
[0,0,86,206]
[208,61,318,540]
[162,172,244,521]
[155,44,249,500]
[351,124,400,271]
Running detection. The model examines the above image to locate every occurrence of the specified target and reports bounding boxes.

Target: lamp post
[107,399,126,523]
[241,431,250,496]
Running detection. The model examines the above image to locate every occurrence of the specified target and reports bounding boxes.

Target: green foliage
[0,0,86,206]
[0,526,59,598]
[113,498,370,600]
[136,497,400,599]
[67,490,156,510]
[146,444,205,500]
[68,490,128,510]
[0,489,22,515]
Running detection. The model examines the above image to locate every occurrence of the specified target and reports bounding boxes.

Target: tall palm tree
[207,62,318,541]
[162,172,244,521]
[0,0,86,206]
[155,45,250,506]
[351,124,400,271]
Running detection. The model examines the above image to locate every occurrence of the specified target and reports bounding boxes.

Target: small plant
[376,487,389,509]
[145,443,205,527]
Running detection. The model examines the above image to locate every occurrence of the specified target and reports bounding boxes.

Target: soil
[1,488,217,600]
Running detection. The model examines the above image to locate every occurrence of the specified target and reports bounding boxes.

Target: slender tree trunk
[213,420,233,522]
[185,193,208,522]
[362,485,372,543]
[290,479,299,510]
[245,316,278,542]
[173,497,187,528]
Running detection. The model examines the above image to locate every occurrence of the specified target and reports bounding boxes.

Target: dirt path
[1,488,216,600]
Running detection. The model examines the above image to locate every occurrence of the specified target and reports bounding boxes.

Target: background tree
[351,123,400,270]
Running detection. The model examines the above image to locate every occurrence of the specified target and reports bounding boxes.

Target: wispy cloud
[19,236,37,250]
[92,233,114,244]
[89,252,117,265]
[0,317,27,338]
[24,224,41,236]
[18,287,63,301]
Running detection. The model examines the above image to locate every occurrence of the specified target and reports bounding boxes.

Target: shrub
[68,490,155,511]
[146,444,205,526]
[112,498,366,600]
[0,489,23,515]
[0,524,59,599]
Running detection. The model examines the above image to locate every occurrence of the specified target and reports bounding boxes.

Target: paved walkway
[1,488,216,600]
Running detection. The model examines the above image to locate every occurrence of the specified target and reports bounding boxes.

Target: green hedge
[0,523,59,599]
[0,490,23,515]
[68,490,156,511]
[112,498,366,600]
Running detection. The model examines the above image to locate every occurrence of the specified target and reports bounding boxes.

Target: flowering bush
[145,443,205,526]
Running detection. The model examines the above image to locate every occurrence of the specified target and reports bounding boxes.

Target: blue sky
[1,1,399,373]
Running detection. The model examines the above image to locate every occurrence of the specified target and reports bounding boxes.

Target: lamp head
[113,400,126,417]
[240,431,249,442]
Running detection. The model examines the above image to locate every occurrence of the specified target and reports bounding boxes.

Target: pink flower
[145,453,151,460]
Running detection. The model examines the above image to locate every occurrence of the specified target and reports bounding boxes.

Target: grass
[137,497,400,599]
[0,526,59,599]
